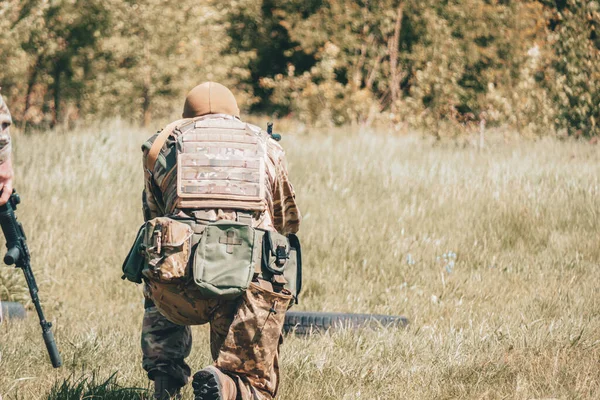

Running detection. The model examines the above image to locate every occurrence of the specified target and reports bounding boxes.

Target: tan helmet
[182,82,240,119]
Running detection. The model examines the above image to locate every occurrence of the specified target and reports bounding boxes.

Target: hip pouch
[262,231,302,303]
[193,221,259,300]
[142,217,194,282]
[122,224,146,283]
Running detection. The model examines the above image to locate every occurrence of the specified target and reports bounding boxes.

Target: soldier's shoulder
[245,122,285,150]
[143,118,194,152]
[141,132,160,153]
[245,122,265,136]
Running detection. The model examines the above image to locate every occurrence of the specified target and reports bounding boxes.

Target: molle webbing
[176,119,268,212]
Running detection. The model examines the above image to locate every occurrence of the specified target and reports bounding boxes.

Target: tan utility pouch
[142,217,194,282]
[193,221,260,299]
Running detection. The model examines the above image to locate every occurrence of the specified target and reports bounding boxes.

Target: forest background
[1,0,600,138]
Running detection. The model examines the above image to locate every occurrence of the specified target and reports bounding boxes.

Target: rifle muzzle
[43,328,62,368]
[4,246,20,265]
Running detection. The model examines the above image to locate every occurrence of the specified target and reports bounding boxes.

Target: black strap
[288,234,302,302]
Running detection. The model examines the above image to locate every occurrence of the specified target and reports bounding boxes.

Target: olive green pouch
[193,221,258,299]
[262,231,290,275]
[122,225,146,284]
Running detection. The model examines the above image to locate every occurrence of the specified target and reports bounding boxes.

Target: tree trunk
[52,63,62,128]
[142,83,152,127]
[23,54,43,125]
[389,3,404,115]
[142,43,152,127]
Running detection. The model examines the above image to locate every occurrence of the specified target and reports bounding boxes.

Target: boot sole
[192,368,223,400]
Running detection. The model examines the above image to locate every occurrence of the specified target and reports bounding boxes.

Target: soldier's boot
[192,366,237,400]
[154,374,183,400]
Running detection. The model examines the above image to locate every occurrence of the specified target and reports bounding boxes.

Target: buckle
[275,245,288,267]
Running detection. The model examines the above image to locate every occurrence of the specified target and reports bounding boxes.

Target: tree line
[1,0,599,136]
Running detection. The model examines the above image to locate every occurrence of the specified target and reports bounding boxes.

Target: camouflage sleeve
[272,146,301,235]
[141,136,163,221]
[0,132,11,164]
[0,94,12,164]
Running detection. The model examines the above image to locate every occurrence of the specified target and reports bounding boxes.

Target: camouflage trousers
[142,281,292,399]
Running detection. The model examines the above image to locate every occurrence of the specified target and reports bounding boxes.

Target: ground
[0,122,599,399]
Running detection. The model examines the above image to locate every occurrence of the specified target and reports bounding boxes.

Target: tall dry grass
[0,121,599,399]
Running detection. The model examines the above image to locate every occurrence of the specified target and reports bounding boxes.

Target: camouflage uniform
[0,94,12,166]
[0,94,12,325]
[141,111,300,399]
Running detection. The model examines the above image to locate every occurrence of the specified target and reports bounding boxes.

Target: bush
[1,0,598,135]
[548,1,600,137]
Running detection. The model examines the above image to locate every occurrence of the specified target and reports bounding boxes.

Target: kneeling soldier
[124,82,301,400]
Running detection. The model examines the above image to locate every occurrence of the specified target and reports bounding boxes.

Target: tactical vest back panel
[176,118,268,212]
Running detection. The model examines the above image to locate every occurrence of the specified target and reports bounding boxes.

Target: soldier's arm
[0,95,14,206]
[0,132,11,164]
[141,138,163,221]
[272,148,301,235]
[142,182,161,221]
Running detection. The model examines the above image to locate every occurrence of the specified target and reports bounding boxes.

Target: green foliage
[548,0,600,136]
[1,0,110,127]
[262,0,402,126]
[0,0,599,135]
[0,1,251,127]
[250,0,561,134]
[95,1,254,126]
[221,0,317,114]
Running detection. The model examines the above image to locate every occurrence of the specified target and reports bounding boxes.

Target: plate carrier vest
[176,117,268,212]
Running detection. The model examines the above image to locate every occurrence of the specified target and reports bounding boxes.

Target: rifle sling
[146,119,188,172]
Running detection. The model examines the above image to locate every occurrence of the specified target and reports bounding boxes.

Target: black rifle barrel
[0,191,62,368]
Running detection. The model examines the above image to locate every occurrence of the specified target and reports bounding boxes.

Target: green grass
[46,373,147,400]
[1,121,599,399]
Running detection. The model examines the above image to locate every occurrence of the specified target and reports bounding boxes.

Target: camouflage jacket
[0,94,12,164]
[141,115,301,235]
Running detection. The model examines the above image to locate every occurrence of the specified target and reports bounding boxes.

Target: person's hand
[0,156,14,205]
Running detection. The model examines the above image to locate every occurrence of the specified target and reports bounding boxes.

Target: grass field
[1,121,599,399]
